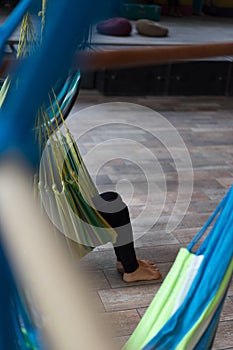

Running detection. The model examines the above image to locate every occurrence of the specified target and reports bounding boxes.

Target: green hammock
[123,187,233,349]
[36,103,117,257]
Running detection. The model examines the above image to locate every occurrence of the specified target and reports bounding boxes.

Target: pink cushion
[96,17,132,36]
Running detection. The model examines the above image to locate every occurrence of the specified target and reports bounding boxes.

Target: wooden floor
[67,93,233,350]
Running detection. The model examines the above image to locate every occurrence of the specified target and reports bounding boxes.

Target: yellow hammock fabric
[36,102,117,258]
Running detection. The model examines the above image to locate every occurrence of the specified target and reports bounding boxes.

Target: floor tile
[213,321,233,349]
[100,310,140,337]
[220,298,233,322]
[99,284,161,312]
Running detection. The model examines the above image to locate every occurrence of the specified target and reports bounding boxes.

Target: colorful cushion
[136,19,168,37]
[96,17,132,36]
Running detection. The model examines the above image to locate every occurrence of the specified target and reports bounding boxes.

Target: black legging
[92,192,139,273]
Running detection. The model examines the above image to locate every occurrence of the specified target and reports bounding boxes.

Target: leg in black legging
[92,191,139,273]
[92,191,162,282]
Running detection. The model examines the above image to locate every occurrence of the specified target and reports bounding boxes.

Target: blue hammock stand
[0,0,232,349]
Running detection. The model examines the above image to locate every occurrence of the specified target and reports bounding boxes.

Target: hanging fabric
[124,186,233,350]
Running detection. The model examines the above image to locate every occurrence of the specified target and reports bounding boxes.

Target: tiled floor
[67,93,233,349]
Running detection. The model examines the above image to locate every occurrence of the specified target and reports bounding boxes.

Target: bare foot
[116,259,158,275]
[123,264,162,283]
[116,259,162,282]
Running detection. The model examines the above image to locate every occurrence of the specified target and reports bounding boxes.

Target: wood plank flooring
[67,93,233,349]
